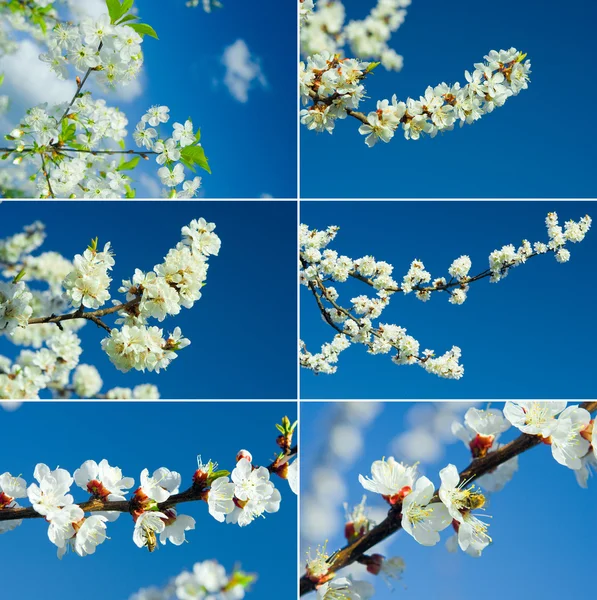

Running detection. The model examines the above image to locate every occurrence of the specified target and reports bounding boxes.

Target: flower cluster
[133,106,209,198]
[63,240,114,309]
[300,48,531,145]
[41,15,144,87]
[301,0,409,72]
[504,402,597,487]
[0,421,297,558]
[102,218,220,373]
[300,212,591,377]
[130,560,255,600]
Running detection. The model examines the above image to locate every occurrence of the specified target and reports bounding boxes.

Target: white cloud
[221,39,266,103]
[137,172,163,198]
[64,0,108,19]
[2,40,76,107]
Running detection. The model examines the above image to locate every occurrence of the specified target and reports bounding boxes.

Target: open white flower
[503,401,567,437]
[159,509,195,546]
[27,464,74,517]
[47,504,85,550]
[0,472,27,499]
[57,514,109,559]
[452,407,510,456]
[401,476,451,546]
[438,464,485,523]
[550,406,591,470]
[456,510,492,557]
[74,459,134,500]
[207,476,235,522]
[358,457,417,503]
[316,577,374,600]
[140,467,181,503]
[133,511,167,551]
[231,458,273,503]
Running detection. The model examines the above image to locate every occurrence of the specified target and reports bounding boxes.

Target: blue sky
[1,0,297,198]
[0,201,297,399]
[301,402,597,600]
[300,0,597,198]
[0,401,297,600]
[135,0,297,198]
[301,201,597,399]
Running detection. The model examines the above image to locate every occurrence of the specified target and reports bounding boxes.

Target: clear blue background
[133,0,297,198]
[301,402,597,600]
[301,201,596,399]
[0,200,297,399]
[300,0,597,198]
[0,401,297,600]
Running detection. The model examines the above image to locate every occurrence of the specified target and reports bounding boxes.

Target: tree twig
[0,444,299,523]
[27,298,141,330]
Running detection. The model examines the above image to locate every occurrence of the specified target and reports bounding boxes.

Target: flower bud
[236,449,252,463]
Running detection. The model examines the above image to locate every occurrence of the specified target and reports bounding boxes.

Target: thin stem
[58,41,103,126]
[59,148,158,156]
[40,153,55,199]
[299,401,597,595]
[27,298,140,329]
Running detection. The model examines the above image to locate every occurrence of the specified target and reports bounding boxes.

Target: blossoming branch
[0,217,221,399]
[300,1,531,146]
[300,211,591,378]
[0,417,298,558]
[300,401,597,598]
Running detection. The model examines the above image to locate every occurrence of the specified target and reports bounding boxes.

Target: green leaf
[60,120,76,143]
[31,13,47,35]
[115,13,139,25]
[121,0,134,14]
[125,185,136,198]
[181,145,211,174]
[117,155,140,171]
[195,128,201,142]
[365,61,381,74]
[12,269,26,284]
[106,0,122,23]
[0,74,4,87]
[128,22,159,39]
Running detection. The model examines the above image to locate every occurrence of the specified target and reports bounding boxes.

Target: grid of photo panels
[0,1,596,600]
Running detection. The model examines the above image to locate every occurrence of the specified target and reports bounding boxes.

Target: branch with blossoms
[0,217,221,399]
[129,560,256,600]
[300,1,531,146]
[0,417,298,559]
[300,211,592,378]
[0,0,211,198]
[300,401,597,598]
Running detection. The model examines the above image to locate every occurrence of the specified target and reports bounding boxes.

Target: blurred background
[1,0,297,197]
[301,0,597,198]
[0,401,297,599]
[301,401,596,600]
[0,201,297,399]
[301,200,597,399]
